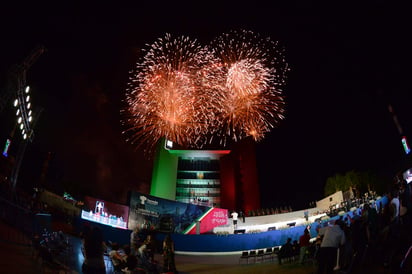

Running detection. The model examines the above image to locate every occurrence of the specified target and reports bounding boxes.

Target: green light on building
[150,138,178,200]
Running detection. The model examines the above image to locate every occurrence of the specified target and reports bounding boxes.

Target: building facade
[150,138,260,214]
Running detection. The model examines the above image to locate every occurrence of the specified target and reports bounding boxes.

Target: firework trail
[122,34,217,151]
[209,29,288,145]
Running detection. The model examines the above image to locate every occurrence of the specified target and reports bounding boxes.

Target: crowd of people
[2,169,412,273]
[80,224,178,274]
[275,180,412,273]
[326,190,380,218]
[247,205,294,217]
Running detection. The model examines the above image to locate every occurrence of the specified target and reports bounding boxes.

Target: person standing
[383,189,401,267]
[82,226,106,274]
[304,210,309,222]
[139,234,155,265]
[239,210,245,223]
[317,220,346,274]
[163,234,177,273]
[389,189,400,224]
[231,211,238,229]
[278,237,293,265]
[299,228,311,264]
[123,245,138,271]
[130,227,141,256]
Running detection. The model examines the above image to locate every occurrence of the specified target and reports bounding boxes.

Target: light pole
[7,45,46,191]
[10,107,42,190]
[13,85,34,141]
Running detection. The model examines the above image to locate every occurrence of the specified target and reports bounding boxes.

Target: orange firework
[122,34,217,151]
[210,29,288,144]
[122,30,289,152]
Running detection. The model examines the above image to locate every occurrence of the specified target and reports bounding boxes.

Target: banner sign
[128,191,228,234]
[183,207,229,234]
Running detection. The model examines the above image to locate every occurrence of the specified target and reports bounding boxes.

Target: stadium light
[13,85,34,141]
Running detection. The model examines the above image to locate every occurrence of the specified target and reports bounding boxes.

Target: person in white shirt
[231,211,238,229]
[389,190,400,223]
[317,220,346,274]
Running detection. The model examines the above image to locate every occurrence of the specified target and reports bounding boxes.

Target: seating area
[239,246,279,264]
[2,183,412,273]
[31,228,74,273]
[239,242,321,267]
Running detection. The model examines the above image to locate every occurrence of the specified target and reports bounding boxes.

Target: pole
[388,103,411,168]
[8,45,45,191]
[10,108,42,191]
[388,104,404,135]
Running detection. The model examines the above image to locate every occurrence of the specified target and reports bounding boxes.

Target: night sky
[1,2,411,210]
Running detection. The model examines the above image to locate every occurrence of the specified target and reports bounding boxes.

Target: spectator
[109,242,126,272]
[383,189,401,267]
[317,220,346,274]
[299,228,311,264]
[82,226,106,274]
[292,240,300,259]
[130,226,142,256]
[139,234,155,265]
[239,210,245,223]
[162,234,177,273]
[278,237,293,265]
[123,245,138,271]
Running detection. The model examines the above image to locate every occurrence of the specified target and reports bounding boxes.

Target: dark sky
[1,1,411,210]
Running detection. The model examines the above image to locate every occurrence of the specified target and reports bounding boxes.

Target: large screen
[81,196,129,229]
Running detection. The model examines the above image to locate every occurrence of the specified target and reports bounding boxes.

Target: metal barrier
[400,244,412,273]
[0,196,35,238]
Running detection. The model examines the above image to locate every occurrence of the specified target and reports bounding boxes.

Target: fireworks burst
[122,34,218,151]
[210,29,289,144]
[122,30,289,152]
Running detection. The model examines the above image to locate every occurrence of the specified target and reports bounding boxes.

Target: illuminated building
[150,138,260,213]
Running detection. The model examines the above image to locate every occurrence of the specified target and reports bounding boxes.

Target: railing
[0,196,35,238]
[400,244,412,273]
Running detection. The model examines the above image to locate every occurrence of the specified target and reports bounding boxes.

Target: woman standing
[162,234,177,273]
[82,226,106,274]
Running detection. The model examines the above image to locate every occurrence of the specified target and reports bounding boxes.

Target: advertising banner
[183,207,228,234]
[128,191,228,234]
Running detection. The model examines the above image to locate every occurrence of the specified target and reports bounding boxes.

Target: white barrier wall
[213,207,326,234]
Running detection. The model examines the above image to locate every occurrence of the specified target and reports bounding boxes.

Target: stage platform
[213,207,326,234]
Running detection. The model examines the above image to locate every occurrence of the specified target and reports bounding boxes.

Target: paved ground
[0,221,43,274]
[0,220,319,274]
[1,220,396,274]
[172,254,317,274]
